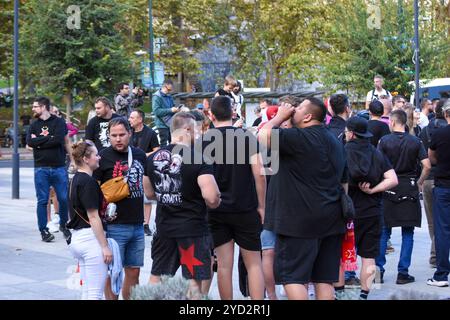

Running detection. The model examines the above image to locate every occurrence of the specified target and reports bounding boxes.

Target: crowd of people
[24,74,450,300]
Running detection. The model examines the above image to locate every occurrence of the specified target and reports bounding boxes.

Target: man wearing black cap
[376,110,431,285]
[336,116,397,300]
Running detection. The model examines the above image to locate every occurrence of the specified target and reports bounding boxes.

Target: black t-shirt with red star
[146,144,214,238]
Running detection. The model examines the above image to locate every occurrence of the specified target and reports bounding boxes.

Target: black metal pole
[12,0,20,199]
[149,0,155,88]
[414,0,420,109]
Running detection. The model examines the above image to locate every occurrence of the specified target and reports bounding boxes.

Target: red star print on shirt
[179,244,204,277]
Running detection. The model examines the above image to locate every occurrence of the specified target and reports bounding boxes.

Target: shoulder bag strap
[124,146,133,182]
[69,178,91,225]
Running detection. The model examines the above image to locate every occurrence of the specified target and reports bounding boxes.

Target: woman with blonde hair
[67,140,112,299]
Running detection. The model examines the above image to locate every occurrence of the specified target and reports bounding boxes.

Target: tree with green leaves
[0,0,14,80]
[21,0,132,118]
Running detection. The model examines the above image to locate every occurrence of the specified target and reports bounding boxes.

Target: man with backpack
[365,75,392,110]
[152,79,179,146]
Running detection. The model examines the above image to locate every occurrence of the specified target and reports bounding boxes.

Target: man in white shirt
[366,75,392,109]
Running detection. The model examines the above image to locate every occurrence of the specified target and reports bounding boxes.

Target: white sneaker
[51,215,60,225]
[47,222,59,233]
[427,278,449,287]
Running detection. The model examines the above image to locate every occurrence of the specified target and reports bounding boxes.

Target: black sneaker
[144,224,152,236]
[59,225,72,240]
[396,273,415,285]
[41,229,55,242]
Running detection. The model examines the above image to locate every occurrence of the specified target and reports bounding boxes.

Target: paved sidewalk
[0,167,449,300]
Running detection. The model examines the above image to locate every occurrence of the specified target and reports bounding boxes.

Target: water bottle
[105,203,117,222]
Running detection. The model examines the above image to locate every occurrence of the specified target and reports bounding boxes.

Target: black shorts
[354,215,382,259]
[150,232,213,280]
[274,233,343,285]
[208,211,262,251]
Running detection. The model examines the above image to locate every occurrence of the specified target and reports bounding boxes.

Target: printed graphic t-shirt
[85,113,121,152]
[147,144,214,238]
[94,146,147,224]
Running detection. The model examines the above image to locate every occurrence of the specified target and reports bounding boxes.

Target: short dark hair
[132,109,145,121]
[392,95,406,104]
[329,94,349,115]
[108,117,131,133]
[171,112,196,133]
[34,96,51,111]
[391,109,407,126]
[95,96,113,109]
[260,99,272,105]
[189,110,205,122]
[211,96,233,121]
[117,82,129,93]
[305,97,327,122]
[163,79,173,86]
[369,100,384,116]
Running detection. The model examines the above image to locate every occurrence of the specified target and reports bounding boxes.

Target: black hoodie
[26,115,67,167]
[345,138,392,218]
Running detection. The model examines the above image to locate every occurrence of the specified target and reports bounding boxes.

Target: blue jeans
[432,187,450,282]
[106,224,145,268]
[34,167,68,231]
[376,225,414,275]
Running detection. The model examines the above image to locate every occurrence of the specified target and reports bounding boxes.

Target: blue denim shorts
[106,224,145,268]
[261,229,276,250]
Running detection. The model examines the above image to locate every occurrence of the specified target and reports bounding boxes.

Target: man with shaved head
[259,98,347,300]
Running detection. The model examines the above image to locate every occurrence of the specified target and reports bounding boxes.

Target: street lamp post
[149,0,155,89]
[12,0,20,199]
[414,0,420,109]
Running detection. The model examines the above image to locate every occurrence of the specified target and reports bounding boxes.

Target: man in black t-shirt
[376,110,431,285]
[85,97,121,152]
[327,94,352,142]
[214,75,237,102]
[427,102,450,287]
[342,116,397,300]
[93,117,149,300]
[129,109,160,236]
[367,100,391,147]
[259,97,347,300]
[204,96,266,300]
[145,112,221,296]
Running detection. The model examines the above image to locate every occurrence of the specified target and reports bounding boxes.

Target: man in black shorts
[259,98,347,300]
[343,116,398,300]
[145,112,221,296]
[204,96,266,300]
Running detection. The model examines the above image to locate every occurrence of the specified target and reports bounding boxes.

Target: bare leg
[104,276,118,300]
[215,241,235,300]
[284,284,308,300]
[333,265,345,287]
[262,249,277,300]
[314,283,335,300]
[360,258,376,292]
[201,255,214,295]
[144,203,151,225]
[149,274,161,284]
[122,267,140,300]
[241,248,265,300]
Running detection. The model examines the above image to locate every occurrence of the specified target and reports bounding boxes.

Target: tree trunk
[64,92,72,122]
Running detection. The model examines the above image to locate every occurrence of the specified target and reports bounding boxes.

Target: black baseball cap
[346,116,373,138]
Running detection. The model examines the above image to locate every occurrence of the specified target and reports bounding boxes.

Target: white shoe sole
[427,280,449,287]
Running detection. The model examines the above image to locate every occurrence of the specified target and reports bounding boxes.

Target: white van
[410,78,450,103]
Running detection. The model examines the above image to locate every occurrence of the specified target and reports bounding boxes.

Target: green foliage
[20,0,132,101]
[0,0,14,78]
[130,275,208,300]
[320,0,450,98]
